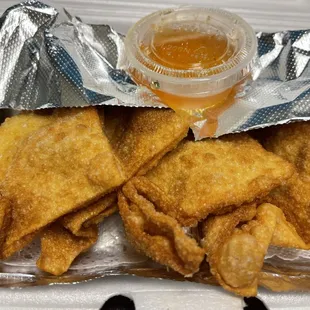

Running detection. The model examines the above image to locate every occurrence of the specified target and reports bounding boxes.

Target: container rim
[125,6,257,85]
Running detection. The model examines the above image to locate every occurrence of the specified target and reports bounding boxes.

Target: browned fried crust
[269,203,308,249]
[62,193,117,234]
[0,111,55,183]
[37,224,98,276]
[202,203,307,297]
[63,107,189,234]
[264,122,310,243]
[202,204,264,297]
[118,181,205,276]
[1,108,125,258]
[134,134,294,226]
[114,108,189,178]
[102,106,133,151]
[0,197,11,254]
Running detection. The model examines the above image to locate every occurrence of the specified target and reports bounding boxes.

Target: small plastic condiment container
[125,7,258,126]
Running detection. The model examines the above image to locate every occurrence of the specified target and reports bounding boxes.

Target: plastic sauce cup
[125,7,258,135]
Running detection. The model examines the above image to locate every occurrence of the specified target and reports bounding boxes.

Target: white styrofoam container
[1,1,310,309]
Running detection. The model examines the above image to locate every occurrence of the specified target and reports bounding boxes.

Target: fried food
[1,107,125,258]
[201,204,257,258]
[202,203,307,296]
[37,224,98,276]
[270,205,308,249]
[125,134,294,226]
[118,181,205,276]
[0,197,11,252]
[63,107,189,234]
[103,106,132,151]
[0,105,306,284]
[114,107,190,178]
[202,203,277,296]
[0,111,55,183]
[59,107,129,235]
[263,122,310,242]
[62,193,117,235]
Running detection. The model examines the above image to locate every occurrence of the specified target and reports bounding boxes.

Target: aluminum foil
[0,0,163,110]
[1,210,310,291]
[1,1,310,139]
[1,1,310,291]
[195,30,310,139]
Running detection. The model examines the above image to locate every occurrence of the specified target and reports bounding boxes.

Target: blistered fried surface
[115,108,189,178]
[60,107,128,235]
[201,204,257,258]
[63,107,188,232]
[36,224,98,276]
[119,180,205,276]
[270,206,308,249]
[264,122,310,243]
[202,203,306,296]
[0,197,11,253]
[202,204,258,296]
[1,108,125,258]
[62,193,117,234]
[144,134,294,226]
[103,106,132,151]
[263,123,310,177]
[0,112,55,183]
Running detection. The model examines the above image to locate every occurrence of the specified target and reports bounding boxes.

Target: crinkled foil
[2,212,310,292]
[193,30,310,139]
[2,1,310,139]
[1,1,310,291]
[0,0,163,110]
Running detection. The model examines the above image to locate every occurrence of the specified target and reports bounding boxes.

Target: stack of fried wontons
[0,106,309,296]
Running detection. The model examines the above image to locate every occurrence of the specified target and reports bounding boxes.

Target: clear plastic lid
[125,7,257,97]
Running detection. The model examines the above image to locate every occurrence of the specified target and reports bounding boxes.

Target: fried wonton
[103,106,132,151]
[118,181,205,276]
[60,107,130,235]
[201,203,307,296]
[0,111,55,183]
[124,134,294,226]
[63,107,189,234]
[0,197,11,252]
[270,206,308,249]
[62,193,117,235]
[264,122,310,243]
[1,108,125,258]
[114,107,190,178]
[37,224,98,276]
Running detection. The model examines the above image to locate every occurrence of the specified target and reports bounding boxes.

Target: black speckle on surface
[100,295,135,310]
[244,297,269,310]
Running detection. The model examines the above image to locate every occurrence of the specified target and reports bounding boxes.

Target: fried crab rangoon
[121,134,294,227]
[1,108,125,259]
[0,106,189,274]
[118,133,294,277]
[0,197,11,253]
[0,111,55,182]
[264,122,310,243]
[108,107,190,178]
[37,224,98,276]
[201,203,308,297]
[118,180,205,276]
[62,107,189,236]
[62,193,118,235]
[0,104,308,289]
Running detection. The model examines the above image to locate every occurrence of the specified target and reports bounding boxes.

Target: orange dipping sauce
[144,29,234,71]
[132,29,241,134]
[125,7,257,136]
[140,29,237,116]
